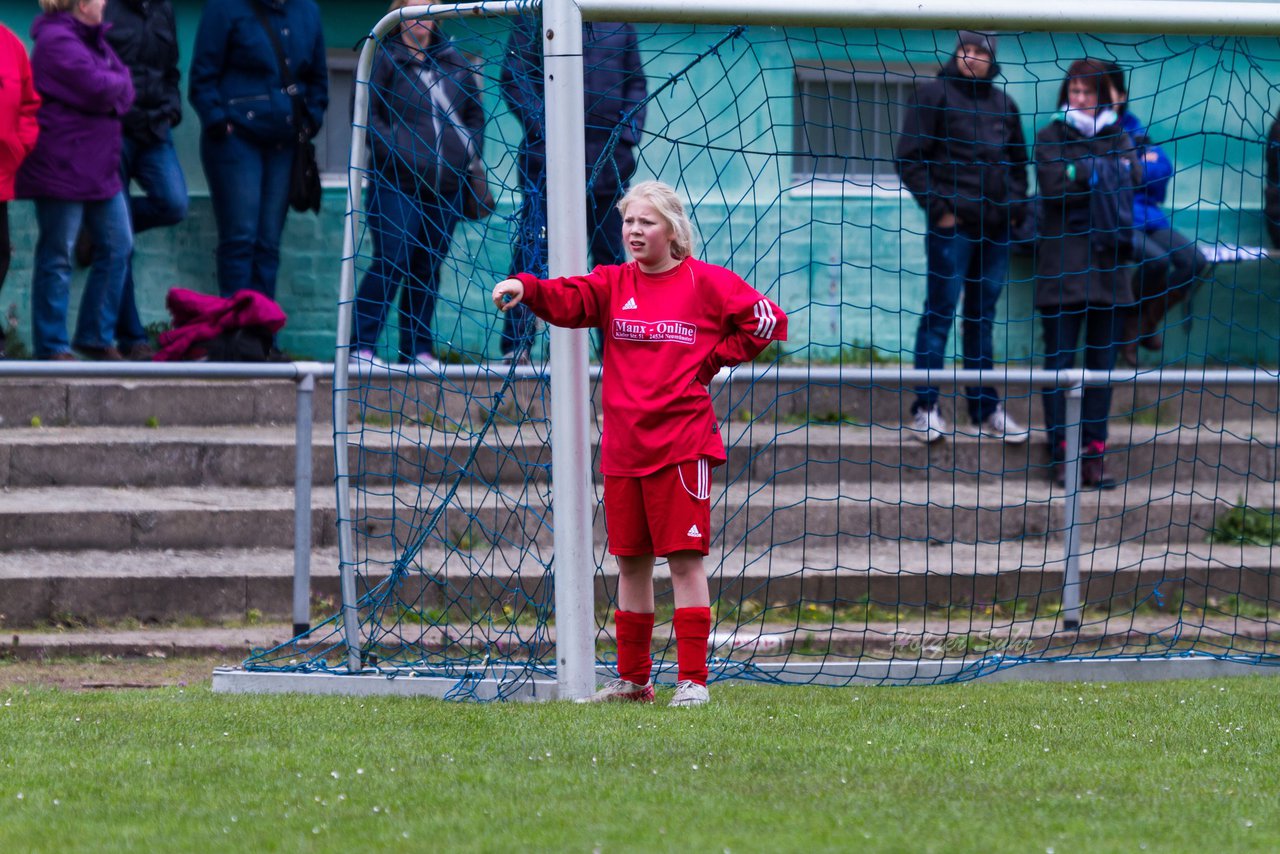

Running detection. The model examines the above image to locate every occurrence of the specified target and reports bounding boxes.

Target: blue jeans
[31,194,133,357]
[201,131,292,299]
[353,181,461,359]
[912,226,1009,423]
[1040,305,1120,454]
[118,130,189,347]
[501,182,626,356]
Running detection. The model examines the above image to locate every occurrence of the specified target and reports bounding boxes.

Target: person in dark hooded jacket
[1266,115,1280,251]
[103,0,187,359]
[498,15,647,361]
[1034,58,1142,490]
[896,31,1030,445]
[349,1,484,370]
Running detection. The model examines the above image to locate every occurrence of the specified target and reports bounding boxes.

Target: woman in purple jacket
[16,0,135,360]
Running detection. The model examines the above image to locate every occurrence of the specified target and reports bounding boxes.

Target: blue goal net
[243,2,1280,695]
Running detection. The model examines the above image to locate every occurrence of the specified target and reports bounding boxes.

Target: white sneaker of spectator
[978,404,1029,444]
[411,351,442,371]
[908,406,947,444]
[349,349,388,369]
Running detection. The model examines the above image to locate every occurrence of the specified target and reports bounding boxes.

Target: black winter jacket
[501,18,647,196]
[1033,116,1143,309]
[896,59,1029,238]
[1265,115,1280,248]
[368,36,483,194]
[104,0,181,145]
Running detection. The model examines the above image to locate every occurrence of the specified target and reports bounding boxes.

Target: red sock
[673,606,712,685]
[614,610,654,686]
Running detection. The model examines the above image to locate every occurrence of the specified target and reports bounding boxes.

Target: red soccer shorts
[604,458,712,557]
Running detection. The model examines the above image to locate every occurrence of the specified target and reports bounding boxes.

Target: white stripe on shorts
[678,459,712,500]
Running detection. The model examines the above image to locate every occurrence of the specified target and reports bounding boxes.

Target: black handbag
[253,6,322,214]
[463,159,496,220]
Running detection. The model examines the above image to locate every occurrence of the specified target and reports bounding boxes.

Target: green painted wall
[1,3,1277,364]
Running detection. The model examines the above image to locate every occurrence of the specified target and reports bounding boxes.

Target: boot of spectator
[1081,441,1117,490]
[1051,440,1067,488]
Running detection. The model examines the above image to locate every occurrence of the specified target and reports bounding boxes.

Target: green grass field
[2,675,1279,852]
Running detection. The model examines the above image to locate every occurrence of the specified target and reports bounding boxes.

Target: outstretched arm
[493,268,613,329]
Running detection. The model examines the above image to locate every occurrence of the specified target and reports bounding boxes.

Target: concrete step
[0,476,1269,555]
[1,419,1274,489]
[0,379,327,429]
[0,486,335,552]
[2,374,1276,430]
[352,476,1278,551]
[2,541,1276,626]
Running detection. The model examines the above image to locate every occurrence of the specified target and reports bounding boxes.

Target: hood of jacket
[940,57,1000,95]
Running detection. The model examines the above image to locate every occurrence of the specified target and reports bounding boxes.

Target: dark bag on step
[202,327,274,362]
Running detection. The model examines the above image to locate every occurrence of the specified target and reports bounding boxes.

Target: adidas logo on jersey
[621,297,638,310]
[687,524,702,537]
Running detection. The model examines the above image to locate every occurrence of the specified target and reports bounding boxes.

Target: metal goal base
[213,655,1280,699]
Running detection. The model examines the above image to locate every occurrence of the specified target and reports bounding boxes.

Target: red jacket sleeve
[696,273,788,384]
[517,266,614,330]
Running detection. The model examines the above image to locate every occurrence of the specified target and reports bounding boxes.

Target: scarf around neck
[1062,105,1119,138]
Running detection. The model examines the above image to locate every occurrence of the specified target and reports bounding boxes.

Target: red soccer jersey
[516,257,787,476]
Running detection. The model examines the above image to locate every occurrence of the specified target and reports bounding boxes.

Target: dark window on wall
[792,64,913,186]
[317,51,358,179]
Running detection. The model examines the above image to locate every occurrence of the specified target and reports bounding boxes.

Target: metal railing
[2,360,1275,661]
[0,360,331,637]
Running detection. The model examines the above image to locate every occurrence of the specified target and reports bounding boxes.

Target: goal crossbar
[575,0,1280,36]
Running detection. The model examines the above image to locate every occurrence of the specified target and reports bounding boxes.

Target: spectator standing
[1103,63,1206,366]
[16,0,135,361]
[188,0,327,304]
[1263,115,1280,250]
[102,0,188,360]
[0,22,40,358]
[499,16,647,362]
[350,2,484,370]
[896,31,1030,444]
[1034,59,1142,489]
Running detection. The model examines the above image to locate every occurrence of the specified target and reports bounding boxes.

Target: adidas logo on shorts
[621,297,638,310]
[687,524,702,537]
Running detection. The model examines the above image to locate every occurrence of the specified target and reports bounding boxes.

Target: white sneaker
[411,351,441,371]
[349,349,388,369]
[494,351,531,367]
[909,407,947,444]
[575,677,655,704]
[979,404,1029,444]
[669,680,710,707]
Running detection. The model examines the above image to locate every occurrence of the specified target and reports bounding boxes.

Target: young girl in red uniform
[492,180,787,706]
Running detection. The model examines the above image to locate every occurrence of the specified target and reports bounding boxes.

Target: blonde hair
[618,180,697,261]
[39,0,78,12]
